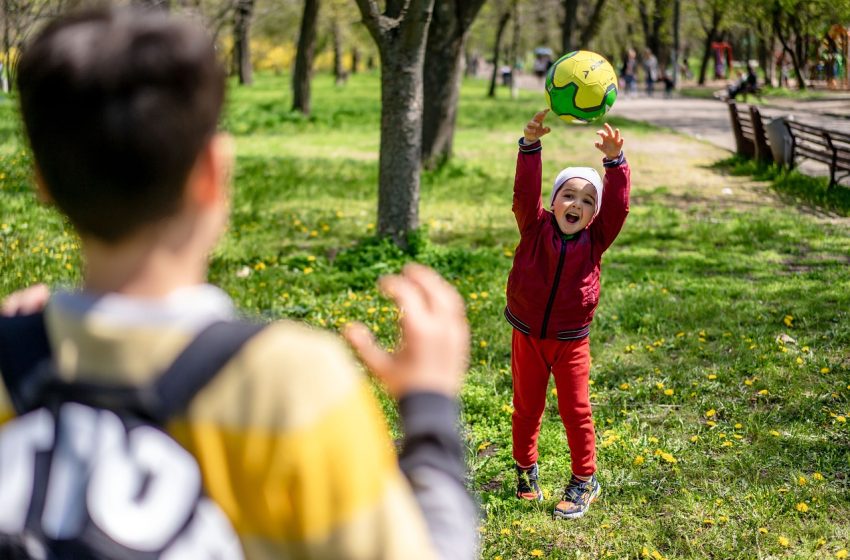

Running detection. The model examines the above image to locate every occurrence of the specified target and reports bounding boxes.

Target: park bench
[727,101,772,163]
[783,120,850,188]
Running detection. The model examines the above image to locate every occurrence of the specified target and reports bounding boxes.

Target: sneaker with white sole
[553,474,601,519]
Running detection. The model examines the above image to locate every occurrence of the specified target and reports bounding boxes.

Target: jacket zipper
[540,236,568,338]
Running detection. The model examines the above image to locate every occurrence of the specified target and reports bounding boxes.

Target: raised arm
[590,123,630,253]
[513,110,550,235]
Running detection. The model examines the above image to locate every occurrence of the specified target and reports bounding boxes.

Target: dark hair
[17,7,225,242]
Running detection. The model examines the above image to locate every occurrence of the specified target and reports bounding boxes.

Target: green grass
[1,72,849,559]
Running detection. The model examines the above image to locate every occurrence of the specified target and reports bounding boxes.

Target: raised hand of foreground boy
[523,109,551,144]
[344,264,469,398]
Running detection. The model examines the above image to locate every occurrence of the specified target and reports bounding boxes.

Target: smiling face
[551,178,597,235]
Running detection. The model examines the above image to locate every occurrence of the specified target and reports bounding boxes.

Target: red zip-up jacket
[504,138,631,340]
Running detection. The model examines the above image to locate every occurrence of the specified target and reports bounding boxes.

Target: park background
[2,1,850,559]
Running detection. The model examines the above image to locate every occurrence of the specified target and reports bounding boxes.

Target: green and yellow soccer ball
[545,50,617,124]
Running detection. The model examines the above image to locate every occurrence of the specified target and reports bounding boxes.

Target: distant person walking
[621,49,637,96]
[643,49,659,97]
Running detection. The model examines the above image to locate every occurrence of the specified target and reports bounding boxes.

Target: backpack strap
[145,320,266,423]
[0,316,265,423]
[0,312,50,414]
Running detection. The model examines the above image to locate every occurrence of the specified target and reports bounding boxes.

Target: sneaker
[553,475,601,519]
[515,463,543,502]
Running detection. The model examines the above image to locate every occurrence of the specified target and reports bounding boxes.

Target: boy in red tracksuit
[505,109,630,519]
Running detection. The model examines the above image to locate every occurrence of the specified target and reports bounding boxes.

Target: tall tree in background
[1,0,73,91]
[561,0,607,54]
[487,6,511,97]
[637,0,670,59]
[693,0,728,85]
[420,0,487,169]
[354,0,436,245]
[293,0,320,114]
[232,0,254,85]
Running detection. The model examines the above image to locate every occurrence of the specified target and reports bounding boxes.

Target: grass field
[1,72,849,559]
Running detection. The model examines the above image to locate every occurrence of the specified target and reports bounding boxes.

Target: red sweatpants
[511,330,596,476]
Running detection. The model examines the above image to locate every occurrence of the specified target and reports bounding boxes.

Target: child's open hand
[523,109,551,144]
[594,123,624,159]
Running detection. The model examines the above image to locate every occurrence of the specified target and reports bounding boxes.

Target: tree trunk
[577,0,607,47]
[292,0,320,114]
[488,11,510,98]
[561,0,579,54]
[233,0,254,85]
[354,0,436,246]
[698,29,715,85]
[331,17,346,85]
[772,6,805,90]
[421,0,487,169]
[351,47,360,74]
[671,0,680,87]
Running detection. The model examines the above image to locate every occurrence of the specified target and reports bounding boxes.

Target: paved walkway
[611,93,850,154]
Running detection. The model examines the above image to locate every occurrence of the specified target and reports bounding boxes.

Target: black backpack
[0,312,263,559]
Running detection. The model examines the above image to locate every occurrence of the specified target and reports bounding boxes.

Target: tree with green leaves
[421,0,487,169]
[354,0,435,246]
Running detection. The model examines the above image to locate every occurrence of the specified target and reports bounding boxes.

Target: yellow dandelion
[303,267,313,275]
[551,388,558,397]
[758,389,769,395]
[836,550,848,559]
[796,357,804,365]
[838,416,847,423]
[664,388,674,396]
[690,435,699,442]
[703,518,714,525]
[307,255,316,262]
[656,382,665,389]
[479,340,488,348]
[778,536,790,548]
[705,409,716,418]
[253,262,266,271]
[795,502,809,513]
[660,452,677,463]
[798,476,807,486]
[620,383,630,390]
[707,374,717,380]
[477,441,491,451]
[783,315,793,327]
[744,378,754,386]
[469,293,478,300]
[821,367,831,374]
[813,472,824,481]
[718,515,728,523]
[758,527,768,534]
[499,528,511,536]
[721,441,733,447]
[642,548,650,558]
[502,404,514,414]
[648,436,659,443]
[634,455,645,466]
[503,249,513,257]
[530,550,544,557]
[512,520,522,527]
[770,430,780,436]
[706,420,717,427]
[652,552,664,560]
